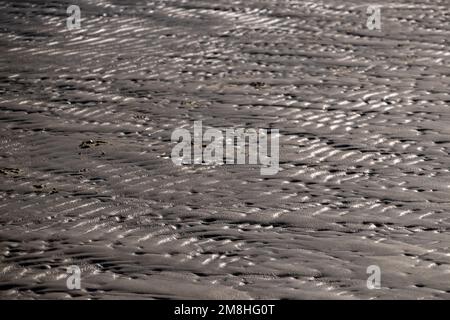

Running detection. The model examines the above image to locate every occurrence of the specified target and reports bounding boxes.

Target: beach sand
[1,0,450,299]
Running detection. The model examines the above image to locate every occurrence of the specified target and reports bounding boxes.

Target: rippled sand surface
[1,0,450,299]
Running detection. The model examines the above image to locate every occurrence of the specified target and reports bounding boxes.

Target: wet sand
[1,0,450,299]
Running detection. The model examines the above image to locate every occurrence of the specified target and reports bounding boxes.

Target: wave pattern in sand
[1,0,450,299]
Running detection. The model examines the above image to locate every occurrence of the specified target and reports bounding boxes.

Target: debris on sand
[79,140,107,149]
[0,167,21,175]
[33,184,57,194]
[181,100,198,107]
[249,81,266,89]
